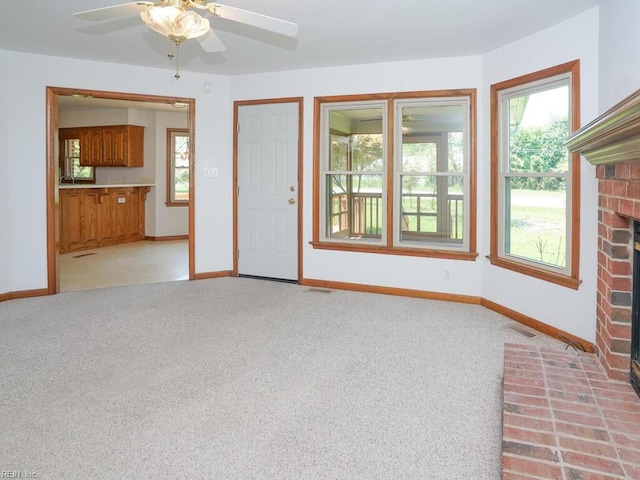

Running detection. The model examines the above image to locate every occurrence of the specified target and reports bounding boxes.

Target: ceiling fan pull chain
[168,39,174,60]
[174,44,181,80]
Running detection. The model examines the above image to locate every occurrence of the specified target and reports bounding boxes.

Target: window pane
[402,142,437,172]
[504,178,566,268]
[326,173,383,239]
[174,167,189,201]
[174,135,189,168]
[329,108,383,136]
[65,138,93,180]
[70,139,80,157]
[330,133,349,170]
[448,132,464,172]
[71,159,93,179]
[508,86,569,174]
[169,130,189,203]
[400,174,464,244]
[350,134,383,172]
[328,108,384,173]
[401,104,464,174]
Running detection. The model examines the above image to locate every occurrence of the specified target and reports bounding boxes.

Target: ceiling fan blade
[74,2,152,22]
[198,28,226,52]
[209,3,298,37]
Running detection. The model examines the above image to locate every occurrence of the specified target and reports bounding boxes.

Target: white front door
[237,102,299,281]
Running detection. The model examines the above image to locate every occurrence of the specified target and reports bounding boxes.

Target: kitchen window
[313,90,477,260]
[58,128,95,183]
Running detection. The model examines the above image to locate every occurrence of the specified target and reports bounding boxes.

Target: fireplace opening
[631,222,640,398]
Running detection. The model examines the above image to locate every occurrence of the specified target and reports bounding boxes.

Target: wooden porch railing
[330,192,463,239]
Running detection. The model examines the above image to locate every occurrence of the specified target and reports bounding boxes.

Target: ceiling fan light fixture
[140,5,210,45]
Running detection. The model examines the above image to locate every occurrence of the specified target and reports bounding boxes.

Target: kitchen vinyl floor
[59,240,189,292]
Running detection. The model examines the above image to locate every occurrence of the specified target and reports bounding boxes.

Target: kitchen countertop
[58,183,155,189]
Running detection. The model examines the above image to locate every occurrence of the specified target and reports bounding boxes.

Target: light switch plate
[204,167,219,178]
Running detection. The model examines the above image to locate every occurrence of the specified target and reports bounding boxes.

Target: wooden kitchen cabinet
[78,128,103,166]
[59,186,150,253]
[113,188,145,240]
[77,125,144,167]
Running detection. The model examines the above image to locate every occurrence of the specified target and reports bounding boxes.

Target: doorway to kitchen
[46,86,196,294]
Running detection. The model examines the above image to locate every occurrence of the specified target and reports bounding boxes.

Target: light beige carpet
[0,277,565,479]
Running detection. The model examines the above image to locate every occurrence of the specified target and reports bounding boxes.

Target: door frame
[232,97,304,281]
[45,86,196,294]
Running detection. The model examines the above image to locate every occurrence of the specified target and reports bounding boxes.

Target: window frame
[321,100,388,245]
[393,98,471,252]
[166,128,190,207]
[312,90,477,261]
[489,60,581,289]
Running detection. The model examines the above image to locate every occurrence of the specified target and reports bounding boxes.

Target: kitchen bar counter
[59,185,151,253]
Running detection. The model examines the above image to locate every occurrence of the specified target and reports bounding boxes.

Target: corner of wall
[0,51,10,295]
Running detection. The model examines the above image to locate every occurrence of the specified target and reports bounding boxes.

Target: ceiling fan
[74,0,298,78]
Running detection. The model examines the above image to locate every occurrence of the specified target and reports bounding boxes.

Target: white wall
[2,50,231,292]
[598,0,640,111]
[151,111,189,237]
[0,52,9,295]
[482,8,600,342]
[232,56,485,297]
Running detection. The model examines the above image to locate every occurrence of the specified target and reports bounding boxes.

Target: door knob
[288,198,296,204]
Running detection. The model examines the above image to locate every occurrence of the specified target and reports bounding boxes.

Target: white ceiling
[0,0,600,76]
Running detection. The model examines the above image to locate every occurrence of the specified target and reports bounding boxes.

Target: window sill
[310,241,478,261]
[487,255,581,290]
[165,201,189,207]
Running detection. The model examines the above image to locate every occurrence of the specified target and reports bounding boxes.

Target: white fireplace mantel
[566,89,640,165]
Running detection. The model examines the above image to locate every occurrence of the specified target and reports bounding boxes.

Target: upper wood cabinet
[78,125,144,167]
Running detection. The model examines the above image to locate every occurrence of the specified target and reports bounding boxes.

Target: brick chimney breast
[566,89,640,382]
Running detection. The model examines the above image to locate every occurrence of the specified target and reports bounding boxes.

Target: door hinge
[236,122,240,134]
[237,185,240,196]
[236,249,240,259]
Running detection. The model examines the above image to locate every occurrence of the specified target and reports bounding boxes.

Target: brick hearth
[502,343,640,479]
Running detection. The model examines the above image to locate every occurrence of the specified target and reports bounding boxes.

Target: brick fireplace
[501,90,640,478]
[594,160,639,382]
[566,89,640,387]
